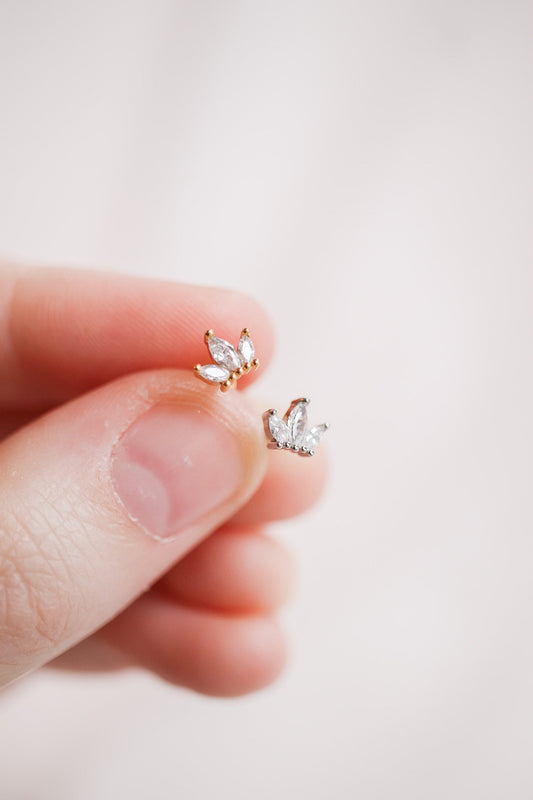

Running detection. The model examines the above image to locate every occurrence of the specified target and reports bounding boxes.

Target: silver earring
[263,398,328,456]
[194,328,259,392]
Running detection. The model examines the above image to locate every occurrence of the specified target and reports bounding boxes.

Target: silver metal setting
[263,397,329,456]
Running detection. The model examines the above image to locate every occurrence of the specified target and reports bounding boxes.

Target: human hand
[0,266,326,696]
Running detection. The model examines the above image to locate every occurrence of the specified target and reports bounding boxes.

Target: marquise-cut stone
[268,413,291,444]
[288,401,308,446]
[238,332,255,365]
[198,364,231,383]
[208,337,241,371]
[304,424,328,449]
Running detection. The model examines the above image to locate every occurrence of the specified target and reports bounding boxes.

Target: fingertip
[102,597,287,697]
[180,612,287,697]
[157,525,295,612]
[4,266,275,406]
[215,615,287,698]
[233,445,329,525]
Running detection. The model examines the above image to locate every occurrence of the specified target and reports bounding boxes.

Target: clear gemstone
[197,364,230,383]
[208,336,241,371]
[288,401,308,446]
[238,332,255,365]
[268,413,290,444]
[304,424,328,449]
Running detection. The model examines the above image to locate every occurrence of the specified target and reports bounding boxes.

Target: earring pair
[194,328,328,457]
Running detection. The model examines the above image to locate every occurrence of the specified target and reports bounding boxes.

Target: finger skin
[100,594,287,696]
[50,525,294,684]
[49,524,294,678]
[0,265,273,409]
[156,525,294,612]
[0,370,266,687]
[233,446,328,524]
[0,413,329,526]
[0,409,36,441]
[48,637,132,673]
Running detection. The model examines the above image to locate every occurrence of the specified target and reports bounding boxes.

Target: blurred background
[1,1,532,797]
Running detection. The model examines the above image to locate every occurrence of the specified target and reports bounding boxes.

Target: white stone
[304,424,328,449]
[238,332,255,365]
[268,413,291,444]
[197,364,230,383]
[288,401,308,446]
[208,336,241,371]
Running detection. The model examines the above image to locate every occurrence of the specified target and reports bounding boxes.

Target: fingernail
[110,404,243,540]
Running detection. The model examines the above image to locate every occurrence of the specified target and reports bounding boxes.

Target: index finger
[0,265,274,410]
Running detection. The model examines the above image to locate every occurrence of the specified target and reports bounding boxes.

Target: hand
[0,265,326,696]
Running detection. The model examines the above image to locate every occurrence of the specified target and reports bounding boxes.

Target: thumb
[0,369,266,687]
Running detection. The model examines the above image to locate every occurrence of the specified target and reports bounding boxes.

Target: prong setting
[263,398,328,456]
[194,328,258,391]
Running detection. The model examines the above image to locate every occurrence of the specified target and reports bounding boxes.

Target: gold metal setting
[194,328,259,391]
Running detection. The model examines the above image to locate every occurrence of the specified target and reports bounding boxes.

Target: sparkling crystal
[268,413,291,444]
[304,424,328,449]
[208,336,241,371]
[288,401,308,446]
[238,332,255,365]
[197,364,230,383]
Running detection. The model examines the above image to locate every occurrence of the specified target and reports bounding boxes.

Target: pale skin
[0,265,327,697]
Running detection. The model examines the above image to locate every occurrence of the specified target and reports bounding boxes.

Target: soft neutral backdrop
[1,2,532,798]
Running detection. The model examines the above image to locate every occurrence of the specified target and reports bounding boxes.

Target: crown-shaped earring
[194,328,259,392]
[263,398,329,456]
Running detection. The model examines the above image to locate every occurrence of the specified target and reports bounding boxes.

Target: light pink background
[1,2,532,798]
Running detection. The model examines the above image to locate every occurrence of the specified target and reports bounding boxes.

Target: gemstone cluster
[263,398,328,456]
[194,328,259,392]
